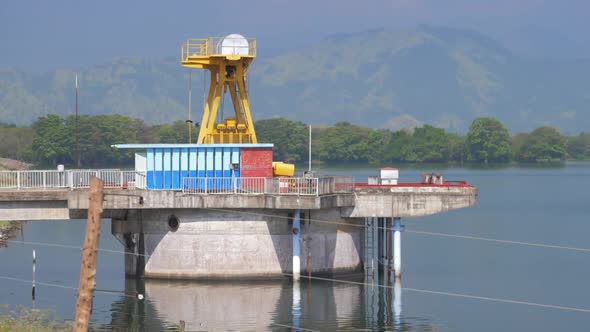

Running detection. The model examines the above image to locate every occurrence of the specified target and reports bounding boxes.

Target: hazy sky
[1,0,588,70]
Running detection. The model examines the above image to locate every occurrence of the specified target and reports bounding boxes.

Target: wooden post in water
[74,176,104,331]
[32,249,36,305]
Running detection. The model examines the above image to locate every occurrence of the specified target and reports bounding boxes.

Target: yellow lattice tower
[181,34,257,144]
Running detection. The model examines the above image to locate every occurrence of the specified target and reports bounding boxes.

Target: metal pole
[188,70,193,143]
[74,177,104,331]
[379,218,389,282]
[75,74,80,168]
[292,278,301,329]
[293,209,301,281]
[393,217,402,279]
[394,279,402,329]
[387,218,393,278]
[308,125,312,172]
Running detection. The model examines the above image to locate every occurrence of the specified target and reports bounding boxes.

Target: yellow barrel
[272,162,295,177]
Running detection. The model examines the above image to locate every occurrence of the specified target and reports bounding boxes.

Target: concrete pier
[0,180,477,279]
[112,208,363,279]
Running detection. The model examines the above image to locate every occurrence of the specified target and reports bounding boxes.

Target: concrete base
[0,200,69,220]
[112,208,364,279]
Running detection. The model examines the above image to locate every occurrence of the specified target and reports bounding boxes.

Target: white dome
[220,34,249,55]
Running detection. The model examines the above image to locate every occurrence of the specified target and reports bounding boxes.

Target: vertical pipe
[364,218,369,279]
[394,218,402,278]
[383,218,388,281]
[292,209,302,332]
[394,279,402,328]
[292,278,301,329]
[75,74,80,168]
[307,210,312,279]
[136,210,145,277]
[188,70,192,143]
[308,125,312,172]
[293,209,301,281]
[387,218,393,277]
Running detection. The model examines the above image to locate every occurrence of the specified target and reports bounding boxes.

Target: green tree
[366,129,392,164]
[383,130,415,162]
[316,122,370,162]
[566,132,590,160]
[466,118,511,163]
[154,120,197,144]
[447,133,466,163]
[0,126,34,160]
[29,114,71,165]
[410,125,450,162]
[255,118,308,162]
[515,126,566,162]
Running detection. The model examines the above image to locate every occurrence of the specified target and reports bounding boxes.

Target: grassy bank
[0,307,71,332]
[0,220,21,245]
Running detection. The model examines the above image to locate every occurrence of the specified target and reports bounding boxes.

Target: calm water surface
[1,163,590,331]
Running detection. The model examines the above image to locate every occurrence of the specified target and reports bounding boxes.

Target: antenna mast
[309,125,312,172]
[75,74,80,168]
[187,70,193,143]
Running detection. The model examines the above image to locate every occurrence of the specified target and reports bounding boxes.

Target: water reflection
[108,276,434,331]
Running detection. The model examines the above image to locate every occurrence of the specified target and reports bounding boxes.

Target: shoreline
[0,220,22,247]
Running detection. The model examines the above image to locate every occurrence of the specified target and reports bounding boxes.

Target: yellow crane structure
[181,34,258,144]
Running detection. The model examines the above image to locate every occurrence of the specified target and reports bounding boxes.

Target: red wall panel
[240,147,273,178]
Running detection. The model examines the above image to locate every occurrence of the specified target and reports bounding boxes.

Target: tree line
[1,115,590,167]
[256,117,588,164]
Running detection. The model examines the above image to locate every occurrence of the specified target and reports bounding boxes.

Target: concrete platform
[0,185,477,221]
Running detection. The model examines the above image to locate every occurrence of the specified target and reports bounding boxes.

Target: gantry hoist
[181,34,257,144]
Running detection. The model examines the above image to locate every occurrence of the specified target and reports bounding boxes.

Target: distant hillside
[2,26,590,133]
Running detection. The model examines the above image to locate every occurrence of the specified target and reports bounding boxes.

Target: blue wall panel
[147,148,154,189]
[129,144,267,190]
[197,148,205,189]
[155,148,163,189]
[181,148,189,188]
[206,148,214,178]
[190,148,198,178]
[232,147,240,178]
[223,148,231,177]
[197,148,206,178]
[172,148,180,189]
[214,147,223,177]
[163,149,172,189]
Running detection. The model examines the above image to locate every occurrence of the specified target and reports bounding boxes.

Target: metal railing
[0,169,354,196]
[182,177,267,194]
[182,176,354,196]
[0,170,146,190]
[182,37,256,60]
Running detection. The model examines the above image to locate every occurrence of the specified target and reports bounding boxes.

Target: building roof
[112,143,274,149]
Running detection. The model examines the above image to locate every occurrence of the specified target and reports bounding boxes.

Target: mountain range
[1,25,589,134]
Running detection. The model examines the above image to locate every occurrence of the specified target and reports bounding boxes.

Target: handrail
[182,177,320,196]
[0,170,146,190]
[355,181,472,188]
[0,170,355,195]
[182,37,256,60]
